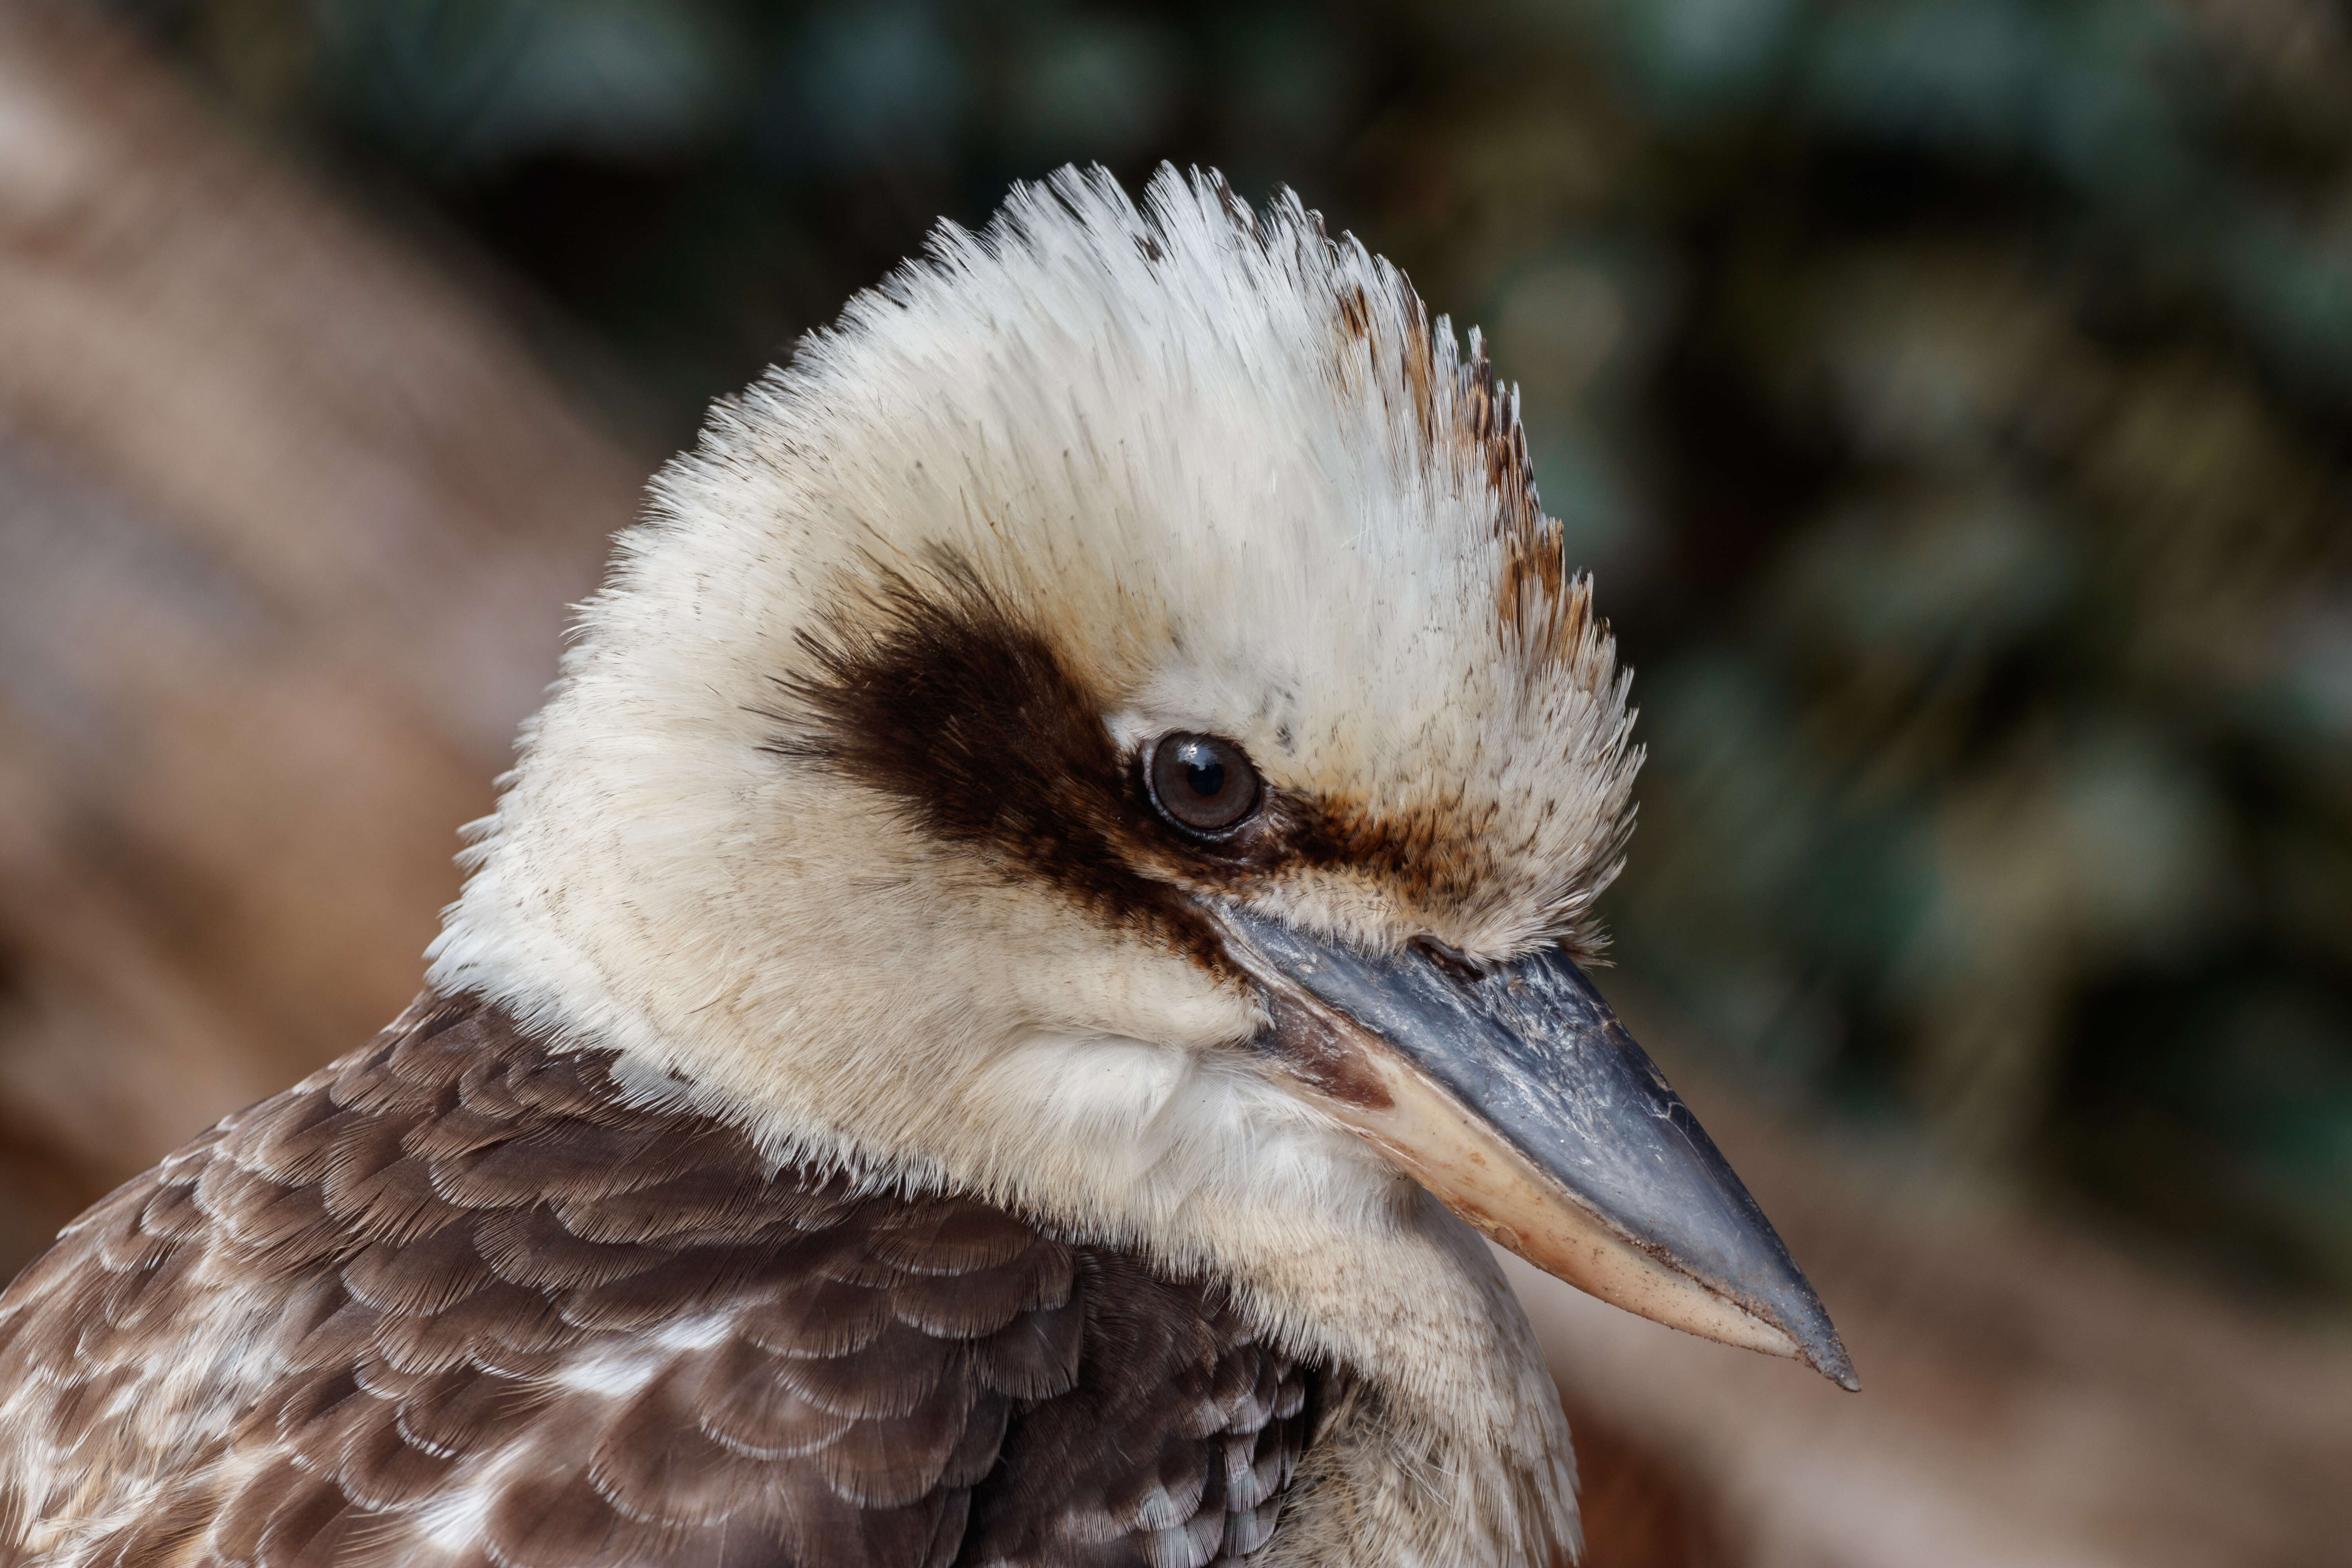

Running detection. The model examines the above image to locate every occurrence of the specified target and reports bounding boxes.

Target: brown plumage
[0,996,1317,1567]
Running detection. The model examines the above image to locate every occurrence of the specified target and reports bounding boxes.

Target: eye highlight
[1147,733,1262,837]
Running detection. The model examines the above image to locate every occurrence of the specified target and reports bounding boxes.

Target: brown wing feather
[0,996,1323,1568]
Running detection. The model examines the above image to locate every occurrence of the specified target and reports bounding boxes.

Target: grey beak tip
[1742,1259,1858,1390]
[1813,1337,1862,1392]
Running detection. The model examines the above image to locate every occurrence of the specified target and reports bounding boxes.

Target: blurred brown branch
[0,0,637,1270]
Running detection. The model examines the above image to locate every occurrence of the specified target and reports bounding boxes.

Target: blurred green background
[118,0,2352,1305]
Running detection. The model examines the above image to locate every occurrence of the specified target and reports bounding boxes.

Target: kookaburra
[0,167,1851,1568]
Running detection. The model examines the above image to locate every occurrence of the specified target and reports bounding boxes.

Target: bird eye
[1147,733,1262,837]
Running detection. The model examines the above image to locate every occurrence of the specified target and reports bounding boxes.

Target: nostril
[1409,934,1486,982]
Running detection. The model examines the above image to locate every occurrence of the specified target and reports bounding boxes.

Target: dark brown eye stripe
[757,546,1518,964]
[756,551,1225,965]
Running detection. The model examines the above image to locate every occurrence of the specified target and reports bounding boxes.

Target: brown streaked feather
[0,995,1328,1568]
[959,1256,1318,1568]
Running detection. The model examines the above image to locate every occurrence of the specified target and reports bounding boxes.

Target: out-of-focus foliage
[120,0,2352,1300]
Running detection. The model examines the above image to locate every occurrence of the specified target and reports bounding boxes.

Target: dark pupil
[1151,732,1259,836]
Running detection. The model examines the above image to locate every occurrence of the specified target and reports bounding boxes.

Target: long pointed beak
[1214,904,1857,1390]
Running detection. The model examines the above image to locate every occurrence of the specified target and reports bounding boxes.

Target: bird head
[431,167,1852,1392]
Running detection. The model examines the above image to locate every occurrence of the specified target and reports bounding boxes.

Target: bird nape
[0,166,1850,1568]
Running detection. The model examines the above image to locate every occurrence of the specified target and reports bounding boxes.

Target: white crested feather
[429,166,1632,1566]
